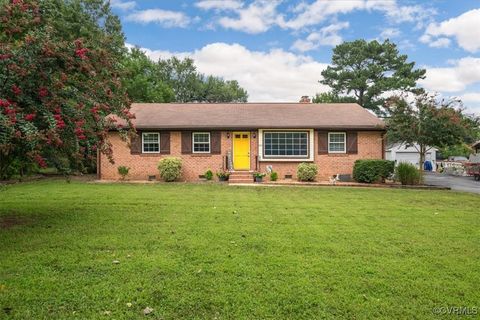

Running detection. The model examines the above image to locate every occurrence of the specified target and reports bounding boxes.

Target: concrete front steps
[229,171,254,184]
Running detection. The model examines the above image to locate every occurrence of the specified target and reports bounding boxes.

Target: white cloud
[110,0,136,11]
[127,42,330,101]
[218,0,281,34]
[457,93,480,114]
[397,39,415,51]
[125,9,190,28]
[125,43,189,61]
[459,92,480,103]
[422,9,480,52]
[281,0,434,31]
[197,0,434,33]
[195,0,243,11]
[379,3,435,29]
[429,37,451,48]
[280,0,364,30]
[380,28,400,39]
[419,57,480,92]
[291,22,350,52]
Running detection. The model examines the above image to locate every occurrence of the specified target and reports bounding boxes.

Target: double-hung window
[193,132,210,153]
[328,132,346,153]
[142,132,160,153]
[264,131,308,157]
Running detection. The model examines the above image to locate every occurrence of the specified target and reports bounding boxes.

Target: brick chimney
[299,95,311,103]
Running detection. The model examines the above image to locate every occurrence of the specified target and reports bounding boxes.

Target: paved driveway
[424,172,480,194]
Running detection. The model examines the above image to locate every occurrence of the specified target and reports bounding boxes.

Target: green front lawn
[0,181,479,319]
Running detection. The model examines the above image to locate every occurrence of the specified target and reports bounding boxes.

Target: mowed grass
[0,181,479,319]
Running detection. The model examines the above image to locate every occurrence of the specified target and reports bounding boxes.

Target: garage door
[396,152,420,167]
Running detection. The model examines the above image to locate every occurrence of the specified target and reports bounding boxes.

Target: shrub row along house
[99,102,385,182]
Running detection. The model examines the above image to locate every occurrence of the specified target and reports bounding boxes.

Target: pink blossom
[0,99,11,107]
[12,84,21,95]
[24,113,36,121]
[34,154,47,168]
[38,87,48,98]
[75,48,88,59]
[56,120,66,129]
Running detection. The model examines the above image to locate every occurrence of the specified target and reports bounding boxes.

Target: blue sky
[111,0,480,114]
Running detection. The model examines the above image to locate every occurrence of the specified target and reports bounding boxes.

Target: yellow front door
[233,132,250,170]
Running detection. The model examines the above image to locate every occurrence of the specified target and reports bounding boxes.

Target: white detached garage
[385,143,437,171]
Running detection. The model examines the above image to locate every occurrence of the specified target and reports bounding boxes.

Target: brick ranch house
[98,102,385,182]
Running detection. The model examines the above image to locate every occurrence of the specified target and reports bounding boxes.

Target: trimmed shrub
[157,157,182,182]
[297,163,318,181]
[204,169,213,181]
[270,171,278,181]
[117,166,130,180]
[395,162,422,185]
[353,159,394,183]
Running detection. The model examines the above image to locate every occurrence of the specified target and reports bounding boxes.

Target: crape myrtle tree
[385,93,479,170]
[320,39,426,115]
[0,0,134,178]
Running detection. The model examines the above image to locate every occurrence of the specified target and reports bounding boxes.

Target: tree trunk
[419,144,425,171]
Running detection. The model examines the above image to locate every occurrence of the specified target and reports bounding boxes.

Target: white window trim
[192,132,211,154]
[142,132,160,154]
[328,132,346,154]
[258,129,314,162]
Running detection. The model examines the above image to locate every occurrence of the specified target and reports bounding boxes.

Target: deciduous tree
[157,56,248,103]
[385,94,479,169]
[312,91,356,103]
[122,48,174,103]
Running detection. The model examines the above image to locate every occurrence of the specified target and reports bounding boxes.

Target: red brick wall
[100,131,230,181]
[99,130,384,181]
[256,131,384,181]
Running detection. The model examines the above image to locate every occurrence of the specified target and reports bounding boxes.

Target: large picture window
[142,132,160,153]
[264,131,308,157]
[193,132,210,153]
[328,132,346,153]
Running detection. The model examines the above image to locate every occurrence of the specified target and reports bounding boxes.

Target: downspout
[97,148,101,180]
[382,131,386,160]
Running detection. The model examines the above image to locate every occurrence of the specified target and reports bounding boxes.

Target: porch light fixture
[252,132,256,139]
[227,132,230,139]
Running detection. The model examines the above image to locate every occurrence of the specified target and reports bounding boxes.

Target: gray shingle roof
[113,103,385,130]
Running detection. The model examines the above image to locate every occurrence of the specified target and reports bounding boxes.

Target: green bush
[157,157,182,182]
[216,170,230,181]
[117,166,130,180]
[395,162,422,185]
[353,159,395,183]
[204,169,213,180]
[297,163,318,181]
[270,171,278,181]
